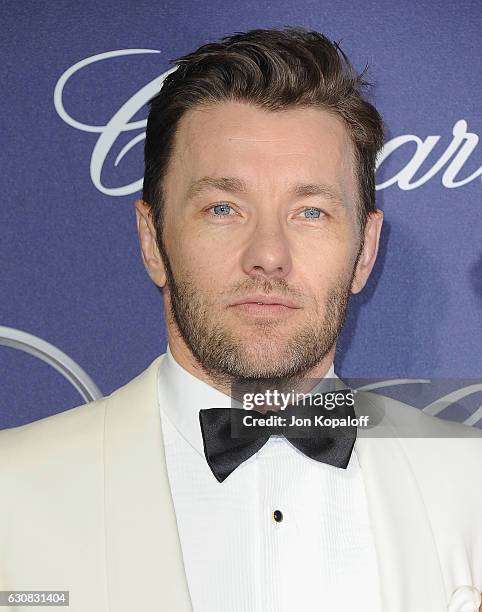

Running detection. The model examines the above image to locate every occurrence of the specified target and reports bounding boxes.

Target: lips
[228,294,301,309]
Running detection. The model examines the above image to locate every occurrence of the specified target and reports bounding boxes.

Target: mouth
[227,294,302,316]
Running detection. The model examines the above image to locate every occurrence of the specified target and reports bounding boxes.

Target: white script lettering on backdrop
[53,49,481,197]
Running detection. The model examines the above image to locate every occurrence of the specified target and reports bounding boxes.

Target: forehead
[166,101,356,201]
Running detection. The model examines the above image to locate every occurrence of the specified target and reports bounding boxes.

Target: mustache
[226,277,305,301]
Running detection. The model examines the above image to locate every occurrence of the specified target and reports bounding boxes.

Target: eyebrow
[186,176,344,207]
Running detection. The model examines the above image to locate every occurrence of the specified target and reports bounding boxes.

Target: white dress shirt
[158,345,382,611]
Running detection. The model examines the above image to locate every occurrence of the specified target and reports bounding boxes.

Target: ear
[134,199,167,288]
[351,209,384,294]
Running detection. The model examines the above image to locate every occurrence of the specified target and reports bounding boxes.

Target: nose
[240,215,292,280]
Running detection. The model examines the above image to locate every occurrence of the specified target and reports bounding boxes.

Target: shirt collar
[158,343,337,457]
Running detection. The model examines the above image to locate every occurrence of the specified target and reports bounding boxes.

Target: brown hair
[142,26,385,240]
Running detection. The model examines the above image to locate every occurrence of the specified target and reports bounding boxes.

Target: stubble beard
[160,242,359,389]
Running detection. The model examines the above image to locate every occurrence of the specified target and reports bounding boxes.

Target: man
[0,27,481,612]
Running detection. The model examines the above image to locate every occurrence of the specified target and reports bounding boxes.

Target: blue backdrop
[1,0,481,429]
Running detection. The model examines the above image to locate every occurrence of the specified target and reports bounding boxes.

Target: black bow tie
[199,390,357,482]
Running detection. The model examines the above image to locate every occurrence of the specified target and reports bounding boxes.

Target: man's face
[138,101,382,384]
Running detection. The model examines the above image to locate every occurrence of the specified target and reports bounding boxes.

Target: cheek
[169,235,235,294]
[294,235,356,285]
[171,215,241,268]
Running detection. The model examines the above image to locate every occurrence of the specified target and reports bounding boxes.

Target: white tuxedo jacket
[0,353,481,612]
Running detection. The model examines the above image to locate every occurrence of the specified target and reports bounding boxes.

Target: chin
[235,342,290,369]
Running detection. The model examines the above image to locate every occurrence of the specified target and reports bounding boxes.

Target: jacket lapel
[352,390,447,612]
[103,353,192,611]
[103,355,447,612]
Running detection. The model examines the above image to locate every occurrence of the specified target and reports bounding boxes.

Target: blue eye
[300,207,323,219]
[210,203,234,216]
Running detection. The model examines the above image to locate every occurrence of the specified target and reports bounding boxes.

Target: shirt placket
[256,436,288,612]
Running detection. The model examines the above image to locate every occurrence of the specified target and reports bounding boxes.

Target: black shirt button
[273,509,283,523]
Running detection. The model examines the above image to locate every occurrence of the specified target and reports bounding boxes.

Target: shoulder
[358,389,482,503]
[0,396,109,476]
[359,387,482,449]
[357,387,482,438]
[0,353,163,475]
